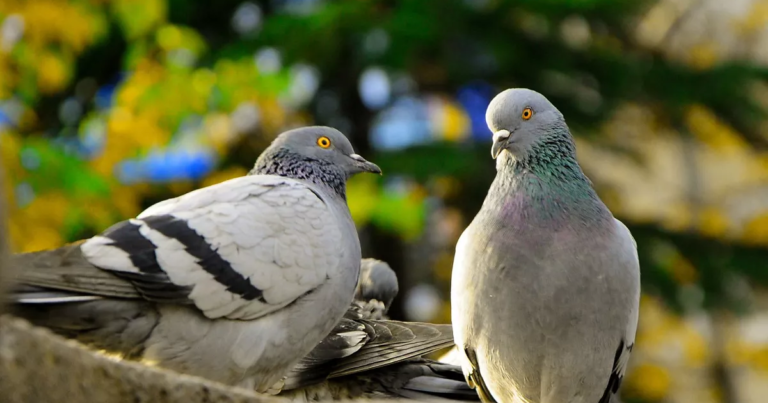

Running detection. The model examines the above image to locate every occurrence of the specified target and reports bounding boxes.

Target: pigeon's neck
[251,148,347,200]
[490,141,611,227]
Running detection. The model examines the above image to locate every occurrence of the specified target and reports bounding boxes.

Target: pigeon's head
[269,126,381,175]
[486,88,569,161]
[252,126,381,197]
[355,258,399,312]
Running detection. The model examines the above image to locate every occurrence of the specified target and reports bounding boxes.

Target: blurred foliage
[3,1,768,402]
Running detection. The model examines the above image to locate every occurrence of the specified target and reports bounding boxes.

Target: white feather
[81,235,138,273]
[82,175,344,322]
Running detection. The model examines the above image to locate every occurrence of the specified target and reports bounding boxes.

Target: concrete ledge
[0,315,277,403]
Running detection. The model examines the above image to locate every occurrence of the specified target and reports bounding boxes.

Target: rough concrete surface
[0,315,279,403]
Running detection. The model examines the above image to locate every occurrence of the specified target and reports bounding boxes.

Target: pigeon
[9,126,382,393]
[451,89,641,403]
[277,259,479,402]
[352,258,399,320]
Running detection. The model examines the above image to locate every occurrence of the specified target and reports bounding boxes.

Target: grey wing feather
[598,219,639,403]
[328,320,454,377]
[463,347,497,403]
[598,339,634,403]
[282,304,454,390]
[345,359,479,401]
[281,358,479,401]
[10,243,144,300]
[399,360,480,400]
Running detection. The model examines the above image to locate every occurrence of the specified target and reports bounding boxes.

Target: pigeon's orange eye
[317,136,332,148]
[522,107,533,120]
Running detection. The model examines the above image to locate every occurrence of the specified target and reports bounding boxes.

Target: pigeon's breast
[458,209,632,403]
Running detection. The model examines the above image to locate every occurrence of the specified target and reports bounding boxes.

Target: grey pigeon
[277,259,479,402]
[353,258,399,319]
[451,89,640,403]
[9,126,382,393]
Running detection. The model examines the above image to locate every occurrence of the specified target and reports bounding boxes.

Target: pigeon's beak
[350,153,382,175]
[491,129,511,159]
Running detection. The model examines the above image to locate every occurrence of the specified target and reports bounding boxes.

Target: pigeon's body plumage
[10,126,382,392]
[451,89,640,403]
[277,259,479,402]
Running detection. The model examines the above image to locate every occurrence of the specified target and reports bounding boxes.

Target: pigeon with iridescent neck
[451,88,640,403]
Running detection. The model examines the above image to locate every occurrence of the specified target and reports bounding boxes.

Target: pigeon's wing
[282,359,479,401]
[17,175,343,321]
[599,218,640,403]
[393,360,480,401]
[283,307,454,390]
[282,309,372,389]
[326,320,453,378]
[460,347,497,403]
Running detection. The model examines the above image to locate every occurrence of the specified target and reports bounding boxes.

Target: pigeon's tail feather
[11,285,103,304]
[284,359,480,401]
[7,243,158,358]
[13,292,101,304]
[10,243,142,300]
[10,295,158,359]
[400,363,480,401]
[396,389,472,402]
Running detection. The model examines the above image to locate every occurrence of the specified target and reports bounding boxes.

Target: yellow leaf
[735,2,768,35]
[168,181,194,196]
[743,213,768,245]
[111,0,167,40]
[431,252,454,283]
[429,97,470,142]
[156,25,183,50]
[725,339,753,366]
[625,363,671,401]
[83,200,116,231]
[18,225,63,253]
[670,255,698,285]
[661,203,692,232]
[19,192,70,228]
[192,68,217,95]
[750,346,768,372]
[201,166,248,188]
[687,43,719,70]
[756,154,768,181]
[436,303,452,325]
[36,52,71,95]
[111,185,142,221]
[697,207,730,238]
[204,113,234,154]
[346,175,379,227]
[15,1,106,53]
[684,104,749,154]
[680,325,709,365]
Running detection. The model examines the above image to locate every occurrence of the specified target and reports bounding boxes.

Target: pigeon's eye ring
[522,107,533,120]
[317,136,332,148]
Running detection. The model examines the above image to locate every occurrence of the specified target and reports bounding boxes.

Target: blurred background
[1,0,768,402]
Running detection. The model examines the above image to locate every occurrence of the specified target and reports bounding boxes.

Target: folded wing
[15,175,343,321]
